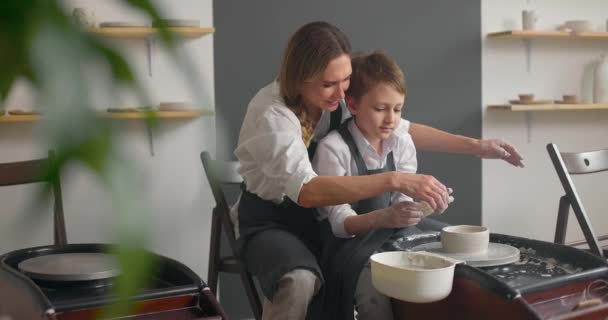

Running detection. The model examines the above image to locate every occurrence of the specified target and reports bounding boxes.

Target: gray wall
[213,1,480,318]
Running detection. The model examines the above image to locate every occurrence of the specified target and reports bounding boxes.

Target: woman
[234,21,523,320]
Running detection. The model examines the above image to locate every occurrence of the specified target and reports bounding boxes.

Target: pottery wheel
[18,253,121,281]
[410,242,520,267]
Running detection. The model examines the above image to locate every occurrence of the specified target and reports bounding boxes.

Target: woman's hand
[371,201,423,229]
[416,188,454,216]
[478,139,524,168]
[391,172,450,211]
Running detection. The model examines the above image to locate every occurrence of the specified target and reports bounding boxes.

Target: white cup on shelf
[72,8,96,28]
[522,10,538,30]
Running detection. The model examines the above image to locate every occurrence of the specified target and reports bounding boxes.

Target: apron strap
[337,120,397,175]
[330,101,343,131]
[308,106,344,160]
[337,119,369,175]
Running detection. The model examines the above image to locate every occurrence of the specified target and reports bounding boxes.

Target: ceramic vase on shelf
[593,53,608,103]
[581,60,596,103]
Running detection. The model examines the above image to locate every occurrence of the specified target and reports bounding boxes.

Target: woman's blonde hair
[278,21,351,146]
[347,51,406,101]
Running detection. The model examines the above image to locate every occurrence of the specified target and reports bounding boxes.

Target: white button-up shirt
[234,81,351,204]
[312,119,417,238]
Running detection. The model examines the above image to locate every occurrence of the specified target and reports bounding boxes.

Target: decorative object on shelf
[562,20,594,33]
[509,93,552,105]
[72,8,96,28]
[594,54,608,103]
[522,10,538,30]
[158,101,193,111]
[153,19,200,28]
[556,26,573,33]
[556,94,578,104]
[8,109,40,115]
[107,107,138,113]
[135,106,157,112]
[98,21,148,28]
[509,99,553,105]
[518,93,534,102]
[582,59,597,103]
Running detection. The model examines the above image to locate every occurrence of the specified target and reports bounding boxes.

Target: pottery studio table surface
[387,233,608,320]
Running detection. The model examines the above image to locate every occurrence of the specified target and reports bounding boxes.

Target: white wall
[0,0,216,279]
[482,0,608,242]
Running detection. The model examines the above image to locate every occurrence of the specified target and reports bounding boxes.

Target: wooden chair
[0,150,66,245]
[200,151,263,319]
[547,143,608,258]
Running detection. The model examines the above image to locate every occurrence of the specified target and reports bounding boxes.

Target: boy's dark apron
[318,120,448,320]
[236,107,342,304]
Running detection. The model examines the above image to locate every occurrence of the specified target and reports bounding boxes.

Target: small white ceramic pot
[563,20,594,33]
[441,225,489,255]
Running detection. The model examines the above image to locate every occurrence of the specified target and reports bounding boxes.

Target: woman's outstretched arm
[298,172,449,210]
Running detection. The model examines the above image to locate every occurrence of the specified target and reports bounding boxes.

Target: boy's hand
[478,139,524,168]
[372,201,423,229]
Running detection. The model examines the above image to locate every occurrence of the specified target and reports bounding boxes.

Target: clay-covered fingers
[392,201,423,214]
[392,202,423,227]
[415,188,454,217]
[377,201,423,228]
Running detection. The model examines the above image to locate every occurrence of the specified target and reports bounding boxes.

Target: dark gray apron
[237,107,342,303]
[317,120,448,320]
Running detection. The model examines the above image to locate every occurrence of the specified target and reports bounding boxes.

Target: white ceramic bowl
[370,251,459,303]
[563,20,594,33]
[441,225,489,255]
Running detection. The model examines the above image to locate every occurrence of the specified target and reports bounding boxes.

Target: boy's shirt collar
[347,119,400,160]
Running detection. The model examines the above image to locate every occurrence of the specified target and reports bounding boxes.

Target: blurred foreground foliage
[0,0,196,317]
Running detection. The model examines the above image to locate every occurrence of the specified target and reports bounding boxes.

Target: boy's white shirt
[312,119,418,238]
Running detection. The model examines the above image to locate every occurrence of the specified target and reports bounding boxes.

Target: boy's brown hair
[346,51,406,100]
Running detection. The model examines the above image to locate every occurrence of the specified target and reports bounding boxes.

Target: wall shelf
[88,27,215,39]
[88,26,215,76]
[0,110,213,123]
[100,110,214,119]
[487,30,608,71]
[487,103,608,111]
[487,103,608,142]
[0,114,41,122]
[487,30,608,40]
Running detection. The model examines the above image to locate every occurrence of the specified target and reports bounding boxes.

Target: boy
[312,51,452,320]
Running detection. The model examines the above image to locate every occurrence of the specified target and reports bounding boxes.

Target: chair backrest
[547,143,608,257]
[200,151,242,240]
[0,150,66,245]
[201,151,263,319]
